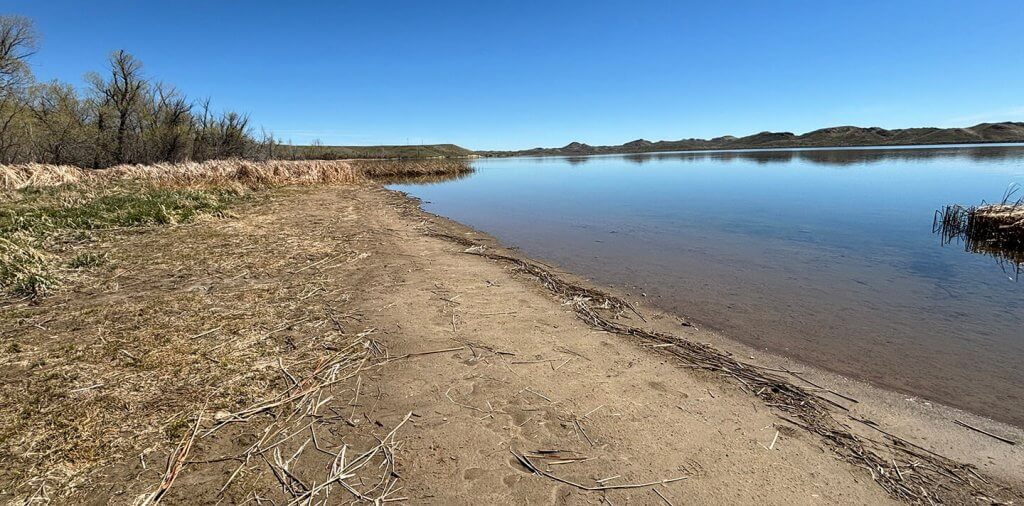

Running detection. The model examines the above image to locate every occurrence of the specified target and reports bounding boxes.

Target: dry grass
[0,158,474,191]
[0,158,474,501]
[0,158,474,299]
[348,158,473,179]
[974,204,1024,234]
[0,235,58,297]
[1,159,360,191]
[934,187,1024,271]
[0,191,409,502]
[1,182,245,298]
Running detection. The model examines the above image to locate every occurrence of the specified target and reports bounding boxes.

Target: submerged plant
[934,182,1024,279]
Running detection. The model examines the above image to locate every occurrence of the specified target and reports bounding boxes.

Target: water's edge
[387,185,1024,436]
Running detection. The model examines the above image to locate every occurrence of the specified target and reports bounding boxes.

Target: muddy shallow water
[390,144,1024,426]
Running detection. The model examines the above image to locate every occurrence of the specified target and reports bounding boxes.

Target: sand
[1,183,1021,504]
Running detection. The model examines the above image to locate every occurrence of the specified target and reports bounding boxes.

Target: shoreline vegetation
[0,16,473,168]
[0,158,472,298]
[935,184,1024,275]
[0,162,1021,504]
[2,13,1024,505]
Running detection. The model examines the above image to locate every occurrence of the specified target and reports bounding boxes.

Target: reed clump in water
[934,184,1024,270]
[349,158,474,179]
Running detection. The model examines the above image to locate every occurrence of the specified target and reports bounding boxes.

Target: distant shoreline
[475,121,1024,158]
[481,140,1024,161]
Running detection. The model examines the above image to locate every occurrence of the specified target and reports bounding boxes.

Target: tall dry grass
[0,157,474,298]
[1,158,474,191]
[1,159,361,191]
[349,158,474,178]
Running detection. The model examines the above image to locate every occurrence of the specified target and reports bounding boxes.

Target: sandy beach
[3,180,1021,504]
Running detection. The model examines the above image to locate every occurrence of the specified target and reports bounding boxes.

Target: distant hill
[477,122,1024,157]
[283,143,473,160]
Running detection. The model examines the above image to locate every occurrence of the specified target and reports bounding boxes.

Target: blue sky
[5,0,1024,149]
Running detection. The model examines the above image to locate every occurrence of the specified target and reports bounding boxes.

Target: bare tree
[144,82,192,162]
[30,81,89,165]
[258,127,278,160]
[0,17,267,167]
[0,16,36,91]
[218,110,250,158]
[102,50,146,164]
[191,97,215,160]
[0,16,36,162]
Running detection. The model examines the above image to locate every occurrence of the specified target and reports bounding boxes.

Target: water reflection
[934,188,1024,280]
[391,144,1024,426]
[544,144,1024,166]
[376,170,474,185]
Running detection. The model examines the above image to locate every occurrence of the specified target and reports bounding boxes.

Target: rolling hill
[478,122,1024,157]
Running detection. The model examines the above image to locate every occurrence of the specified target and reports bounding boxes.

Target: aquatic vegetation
[935,183,1024,277]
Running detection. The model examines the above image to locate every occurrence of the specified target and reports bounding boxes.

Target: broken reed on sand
[428,230,1018,505]
[0,157,475,191]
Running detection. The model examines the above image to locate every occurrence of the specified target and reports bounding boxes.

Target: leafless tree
[144,82,192,162]
[0,16,36,162]
[101,50,146,163]
[218,110,250,158]
[0,15,36,91]
[0,16,268,167]
[30,81,90,165]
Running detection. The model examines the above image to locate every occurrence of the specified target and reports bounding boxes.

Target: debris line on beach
[430,230,1018,505]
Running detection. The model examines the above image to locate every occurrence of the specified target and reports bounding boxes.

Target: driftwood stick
[380,346,465,363]
[953,419,1017,445]
[512,450,686,491]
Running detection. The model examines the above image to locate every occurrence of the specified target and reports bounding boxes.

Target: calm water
[390,145,1024,426]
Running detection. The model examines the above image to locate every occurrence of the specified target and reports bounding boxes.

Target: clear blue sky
[5,0,1024,150]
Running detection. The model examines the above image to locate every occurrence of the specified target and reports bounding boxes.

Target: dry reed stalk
[1,158,474,191]
[349,158,473,179]
[136,411,203,505]
[155,327,461,503]
[935,185,1024,270]
[512,450,687,491]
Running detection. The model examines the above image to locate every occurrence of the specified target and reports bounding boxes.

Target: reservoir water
[390,145,1024,426]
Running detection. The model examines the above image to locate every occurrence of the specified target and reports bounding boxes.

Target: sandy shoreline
[1,182,1021,503]
[399,187,1024,470]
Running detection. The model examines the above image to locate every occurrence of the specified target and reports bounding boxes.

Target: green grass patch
[0,182,245,298]
[67,251,108,269]
[0,236,58,298]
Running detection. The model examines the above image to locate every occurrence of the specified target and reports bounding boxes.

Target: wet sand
[390,147,1024,427]
[2,183,1021,504]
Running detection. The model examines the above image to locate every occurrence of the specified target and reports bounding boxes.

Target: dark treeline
[0,16,293,168]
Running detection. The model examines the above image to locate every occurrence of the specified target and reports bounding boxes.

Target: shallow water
[389,145,1024,426]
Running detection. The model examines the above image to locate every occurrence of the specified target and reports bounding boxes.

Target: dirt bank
[1,183,1021,504]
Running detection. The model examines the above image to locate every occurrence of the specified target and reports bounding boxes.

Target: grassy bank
[0,158,472,299]
[1,183,244,298]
